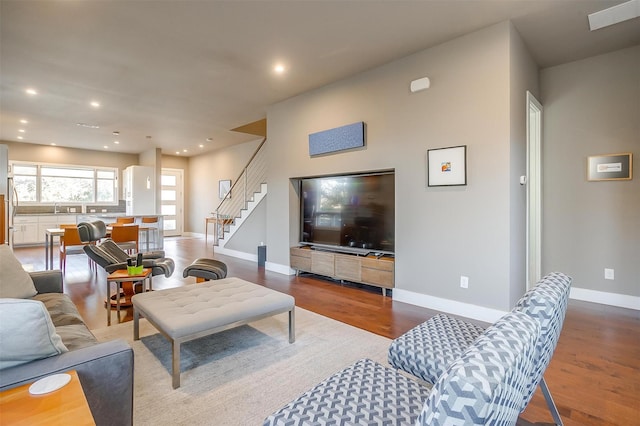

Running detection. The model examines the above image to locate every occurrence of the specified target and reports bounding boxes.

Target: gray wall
[187,139,262,235]
[509,25,540,306]
[265,22,538,312]
[541,45,640,298]
[224,197,267,253]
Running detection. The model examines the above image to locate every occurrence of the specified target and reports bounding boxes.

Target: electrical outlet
[604,268,615,280]
[460,276,469,289]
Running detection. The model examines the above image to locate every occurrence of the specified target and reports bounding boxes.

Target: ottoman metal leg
[133,308,140,341]
[289,308,296,343]
[172,340,181,389]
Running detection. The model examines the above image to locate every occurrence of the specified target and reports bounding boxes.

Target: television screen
[300,172,394,254]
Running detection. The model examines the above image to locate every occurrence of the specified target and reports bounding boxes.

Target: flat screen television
[299,171,394,255]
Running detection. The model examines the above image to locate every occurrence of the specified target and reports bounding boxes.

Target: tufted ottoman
[132,277,295,388]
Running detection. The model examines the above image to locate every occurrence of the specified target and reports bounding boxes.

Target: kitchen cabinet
[13,216,39,245]
[15,215,78,245]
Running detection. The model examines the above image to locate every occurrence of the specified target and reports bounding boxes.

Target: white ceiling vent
[588,0,640,31]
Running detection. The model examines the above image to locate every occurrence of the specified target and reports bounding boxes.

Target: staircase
[213,138,267,248]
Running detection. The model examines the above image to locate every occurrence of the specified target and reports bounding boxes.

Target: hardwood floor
[12,237,639,426]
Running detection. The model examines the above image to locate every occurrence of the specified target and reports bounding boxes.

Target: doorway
[161,168,184,237]
[526,92,543,289]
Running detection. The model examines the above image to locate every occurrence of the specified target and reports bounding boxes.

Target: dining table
[44,228,65,270]
[44,226,153,270]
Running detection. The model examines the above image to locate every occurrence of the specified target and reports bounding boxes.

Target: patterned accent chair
[264,311,540,426]
[388,272,572,425]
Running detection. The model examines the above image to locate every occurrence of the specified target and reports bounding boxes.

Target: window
[11,161,118,205]
[12,165,37,202]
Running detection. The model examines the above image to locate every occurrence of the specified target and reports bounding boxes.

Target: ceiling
[1,0,638,157]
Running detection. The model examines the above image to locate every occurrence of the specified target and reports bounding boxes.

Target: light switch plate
[460,276,469,289]
[604,268,615,280]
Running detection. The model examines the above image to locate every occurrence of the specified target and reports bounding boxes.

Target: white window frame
[11,160,119,205]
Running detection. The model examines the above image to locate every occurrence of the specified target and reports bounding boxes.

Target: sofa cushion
[55,324,98,351]
[0,299,68,370]
[32,293,97,350]
[33,293,86,327]
[0,245,37,299]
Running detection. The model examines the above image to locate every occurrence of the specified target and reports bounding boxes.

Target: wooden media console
[290,246,394,294]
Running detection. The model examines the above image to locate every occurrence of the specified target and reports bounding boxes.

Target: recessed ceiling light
[199,144,204,148]
[103,145,109,149]
[175,151,180,155]
[50,143,56,146]
[183,149,187,153]
[17,136,23,140]
[206,137,213,142]
[113,131,120,136]
[114,140,120,144]
[90,101,101,108]
[274,64,286,74]
[77,123,100,129]
[25,88,38,95]
[18,129,25,133]
[20,119,28,124]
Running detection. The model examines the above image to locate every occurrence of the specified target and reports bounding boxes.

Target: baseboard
[570,287,640,310]
[214,246,257,262]
[266,262,296,275]
[392,289,507,323]
[212,246,295,275]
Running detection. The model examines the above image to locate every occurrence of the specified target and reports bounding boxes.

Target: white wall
[541,45,640,303]
[264,22,538,314]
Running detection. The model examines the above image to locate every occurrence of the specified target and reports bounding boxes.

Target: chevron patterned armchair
[387,272,572,425]
[265,310,540,425]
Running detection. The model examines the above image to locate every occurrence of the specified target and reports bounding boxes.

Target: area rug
[91,307,393,425]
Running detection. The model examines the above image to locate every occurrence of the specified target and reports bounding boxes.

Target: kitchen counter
[13,214,163,251]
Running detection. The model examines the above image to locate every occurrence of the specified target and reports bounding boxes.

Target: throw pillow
[0,299,68,370]
[0,244,37,298]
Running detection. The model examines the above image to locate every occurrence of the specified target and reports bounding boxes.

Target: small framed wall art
[427,145,467,187]
[587,153,633,181]
[219,179,231,199]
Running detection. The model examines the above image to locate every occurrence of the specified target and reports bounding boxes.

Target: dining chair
[58,223,78,249]
[116,216,135,224]
[110,224,139,254]
[59,226,89,272]
[141,216,159,249]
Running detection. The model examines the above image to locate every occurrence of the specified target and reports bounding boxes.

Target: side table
[106,268,152,326]
[204,217,216,243]
[0,370,95,425]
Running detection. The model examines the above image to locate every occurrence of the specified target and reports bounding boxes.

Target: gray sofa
[0,269,134,426]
